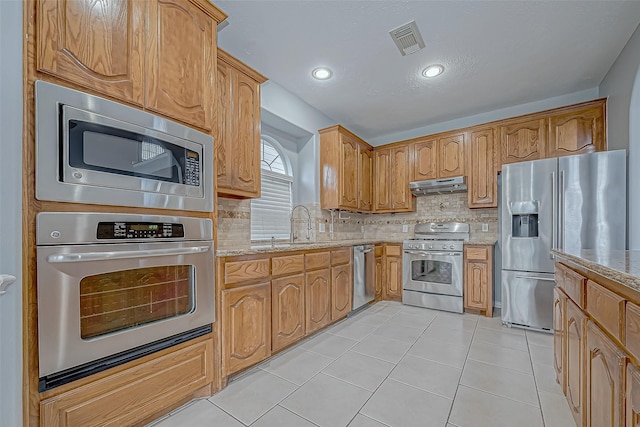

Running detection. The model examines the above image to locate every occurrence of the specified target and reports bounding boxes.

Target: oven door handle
[403,251,461,256]
[46,246,211,263]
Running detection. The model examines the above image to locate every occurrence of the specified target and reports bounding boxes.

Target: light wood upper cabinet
[374,146,414,213]
[215,50,267,198]
[548,103,605,158]
[331,264,352,321]
[439,132,465,178]
[145,0,217,130]
[340,135,359,209]
[359,148,373,211]
[222,283,271,375]
[463,245,493,317]
[586,320,626,427]
[37,0,145,105]
[499,118,547,165]
[320,125,373,212]
[468,128,497,208]
[412,138,438,181]
[272,274,305,352]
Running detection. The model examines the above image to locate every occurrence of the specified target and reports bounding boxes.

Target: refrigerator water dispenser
[510,201,539,238]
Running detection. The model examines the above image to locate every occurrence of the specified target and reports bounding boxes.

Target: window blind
[251,170,292,240]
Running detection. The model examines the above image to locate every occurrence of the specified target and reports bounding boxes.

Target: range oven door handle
[403,251,461,257]
[46,245,211,263]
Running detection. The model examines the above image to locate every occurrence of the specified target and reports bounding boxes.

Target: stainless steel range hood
[409,176,467,196]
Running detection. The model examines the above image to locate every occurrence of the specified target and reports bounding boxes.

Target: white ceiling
[215,1,640,143]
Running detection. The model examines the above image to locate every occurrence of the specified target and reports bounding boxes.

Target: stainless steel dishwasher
[353,244,375,311]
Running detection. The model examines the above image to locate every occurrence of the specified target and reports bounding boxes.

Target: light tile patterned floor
[149,301,574,427]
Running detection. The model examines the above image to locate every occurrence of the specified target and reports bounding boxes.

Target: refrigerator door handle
[559,170,565,251]
[551,171,557,259]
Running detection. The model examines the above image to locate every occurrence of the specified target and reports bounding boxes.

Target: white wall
[260,81,335,203]
[368,88,599,146]
[599,24,640,249]
[0,1,23,426]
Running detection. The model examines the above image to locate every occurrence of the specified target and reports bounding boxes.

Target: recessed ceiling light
[312,67,332,80]
[422,64,444,78]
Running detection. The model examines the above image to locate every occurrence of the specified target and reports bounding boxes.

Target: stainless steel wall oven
[36,212,214,391]
[35,80,214,212]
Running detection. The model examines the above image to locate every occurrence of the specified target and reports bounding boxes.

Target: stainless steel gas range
[402,222,469,313]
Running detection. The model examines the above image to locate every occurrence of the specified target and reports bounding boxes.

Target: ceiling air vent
[389,21,425,56]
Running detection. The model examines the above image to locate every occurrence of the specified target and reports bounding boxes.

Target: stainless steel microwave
[35,81,214,212]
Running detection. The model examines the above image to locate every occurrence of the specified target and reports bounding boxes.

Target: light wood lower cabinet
[332,264,352,321]
[566,298,587,427]
[272,274,305,352]
[463,245,493,317]
[222,283,271,375]
[384,244,402,301]
[586,320,626,427]
[306,268,332,334]
[374,245,384,301]
[627,364,640,427]
[554,287,567,393]
[40,338,214,427]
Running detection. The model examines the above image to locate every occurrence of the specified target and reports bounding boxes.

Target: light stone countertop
[552,248,640,292]
[216,237,497,257]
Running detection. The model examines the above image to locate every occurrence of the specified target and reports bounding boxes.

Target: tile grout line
[526,330,548,427]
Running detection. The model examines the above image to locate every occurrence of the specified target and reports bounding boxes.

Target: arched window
[251,136,293,240]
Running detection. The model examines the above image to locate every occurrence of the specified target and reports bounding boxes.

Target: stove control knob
[442,244,447,249]
[429,244,433,249]
[450,244,455,250]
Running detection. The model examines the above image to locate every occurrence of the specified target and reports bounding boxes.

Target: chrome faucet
[290,204,312,243]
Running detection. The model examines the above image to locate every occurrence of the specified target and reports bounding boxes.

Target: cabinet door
[586,320,626,427]
[331,264,352,321]
[464,261,489,311]
[146,0,215,130]
[272,275,305,352]
[385,254,402,301]
[222,283,271,375]
[374,255,383,301]
[553,287,567,394]
[37,0,145,105]
[566,298,587,427]
[358,147,373,211]
[215,59,233,190]
[438,133,465,178]
[412,138,438,181]
[390,146,412,210]
[468,128,497,208]
[627,364,640,427]
[231,71,261,195]
[306,269,331,334]
[548,104,605,158]
[373,149,391,211]
[340,136,359,209]
[499,118,546,165]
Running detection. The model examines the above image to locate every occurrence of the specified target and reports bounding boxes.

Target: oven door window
[411,259,453,285]
[79,265,195,339]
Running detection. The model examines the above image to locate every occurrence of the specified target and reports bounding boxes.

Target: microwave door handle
[46,246,210,263]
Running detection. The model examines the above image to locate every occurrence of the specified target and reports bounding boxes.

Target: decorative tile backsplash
[217,192,498,248]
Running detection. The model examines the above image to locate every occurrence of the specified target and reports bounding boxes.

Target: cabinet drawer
[331,247,351,265]
[374,245,383,257]
[555,263,586,308]
[586,279,625,342]
[224,258,270,286]
[625,302,640,361]
[272,254,304,277]
[465,246,488,260]
[305,252,331,270]
[385,244,402,257]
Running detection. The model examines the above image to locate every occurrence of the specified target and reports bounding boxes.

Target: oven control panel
[97,222,185,239]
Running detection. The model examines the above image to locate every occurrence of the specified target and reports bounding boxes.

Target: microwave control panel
[97,222,185,239]
[184,150,200,186]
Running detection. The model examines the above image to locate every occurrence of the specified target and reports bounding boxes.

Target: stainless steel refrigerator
[500,150,627,331]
